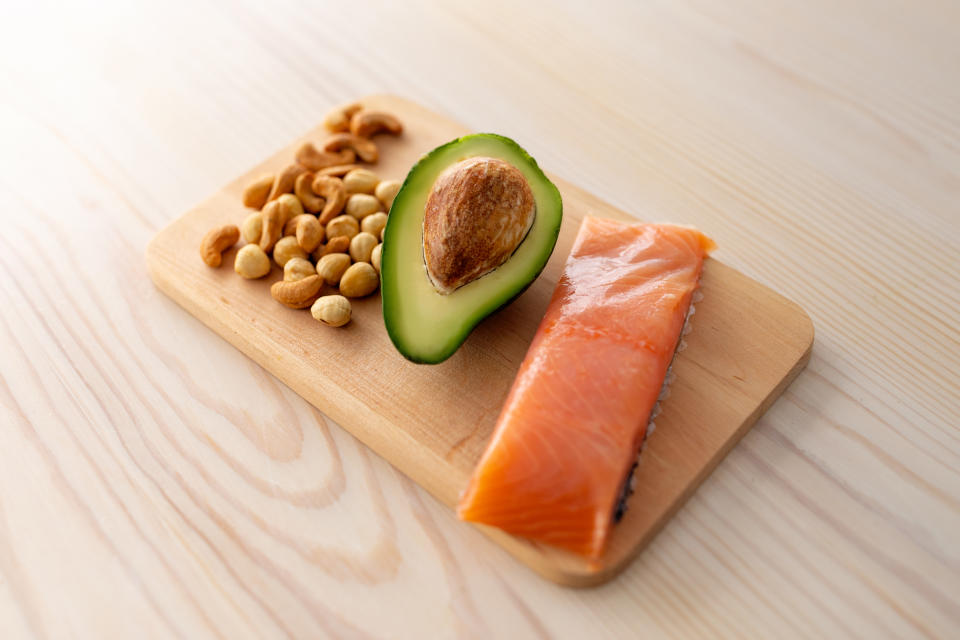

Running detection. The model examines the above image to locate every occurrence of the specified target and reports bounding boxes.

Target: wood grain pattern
[0,0,958,636]
[146,94,814,585]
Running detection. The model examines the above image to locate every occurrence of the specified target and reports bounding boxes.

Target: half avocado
[381,134,563,364]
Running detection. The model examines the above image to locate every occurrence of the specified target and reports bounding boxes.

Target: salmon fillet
[457,217,715,559]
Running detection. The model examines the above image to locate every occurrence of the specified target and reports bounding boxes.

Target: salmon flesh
[457,217,715,559]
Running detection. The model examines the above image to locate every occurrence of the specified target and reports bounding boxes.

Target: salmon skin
[457,217,715,559]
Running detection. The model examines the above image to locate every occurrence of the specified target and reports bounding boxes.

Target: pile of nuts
[199,102,403,328]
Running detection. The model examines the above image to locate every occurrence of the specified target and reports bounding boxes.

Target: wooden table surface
[1,1,957,638]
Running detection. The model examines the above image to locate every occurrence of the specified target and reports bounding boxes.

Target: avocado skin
[381,133,563,364]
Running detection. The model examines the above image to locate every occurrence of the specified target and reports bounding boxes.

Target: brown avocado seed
[422,156,535,294]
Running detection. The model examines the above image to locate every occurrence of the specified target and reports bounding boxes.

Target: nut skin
[339,262,379,298]
[242,174,274,210]
[422,156,535,295]
[360,212,387,238]
[349,110,403,138]
[326,215,359,240]
[272,236,307,267]
[283,257,316,282]
[200,224,240,267]
[259,200,284,252]
[241,212,263,245]
[295,142,356,171]
[267,164,307,202]
[374,180,401,209]
[276,193,304,224]
[346,193,381,220]
[311,295,352,327]
[314,235,350,260]
[234,244,271,279]
[295,172,325,213]
[343,168,380,194]
[316,253,352,285]
[323,102,362,133]
[311,175,348,224]
[323,133,378,163]
[349,232,378,263]
[270,274,323,309]
[371,243,382,273]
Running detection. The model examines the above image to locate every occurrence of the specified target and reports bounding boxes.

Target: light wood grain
[146,94,814,585]
[0,0,958,637]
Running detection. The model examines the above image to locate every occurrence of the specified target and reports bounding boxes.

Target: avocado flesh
[381,134,563,364]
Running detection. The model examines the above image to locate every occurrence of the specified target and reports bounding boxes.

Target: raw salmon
[457,217,715,559]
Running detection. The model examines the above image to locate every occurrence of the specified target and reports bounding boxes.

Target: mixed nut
[200,102,404,328]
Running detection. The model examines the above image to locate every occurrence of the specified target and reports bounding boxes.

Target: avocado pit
[422,156,536,294]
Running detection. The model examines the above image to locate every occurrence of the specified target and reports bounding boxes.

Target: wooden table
[0,1,957,637]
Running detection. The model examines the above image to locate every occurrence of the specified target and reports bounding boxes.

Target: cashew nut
[323,133,378,164]
[270,274,323,309]
[283,213,306,237]
[242,173,274,210]
[295,142,356,171]
[259,200,284,252]
[311,175,348,224]
[349,111,403,138]
[316,163,363,177]
[314,235,351,260]
[267,164,308,202]
[294,172,325,213]
[323,102,362,133]
[200,224,240,267]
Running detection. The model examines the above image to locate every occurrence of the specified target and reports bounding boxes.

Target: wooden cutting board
[146,94,813,586]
